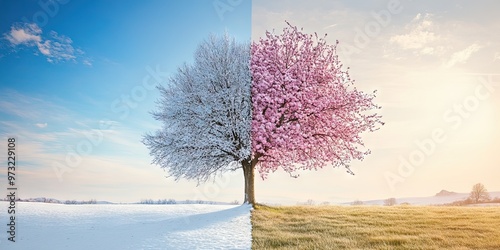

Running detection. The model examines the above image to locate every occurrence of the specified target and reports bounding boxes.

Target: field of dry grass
[251,204,500,249]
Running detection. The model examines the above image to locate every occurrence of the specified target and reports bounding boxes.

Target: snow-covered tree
[145,23,382,206]
[143,33,252,199]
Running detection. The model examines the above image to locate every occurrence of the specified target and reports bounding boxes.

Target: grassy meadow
[251,204,500,249]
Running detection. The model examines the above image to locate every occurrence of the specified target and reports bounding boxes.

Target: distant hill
[435,190,458,196]
[345,191,500,206]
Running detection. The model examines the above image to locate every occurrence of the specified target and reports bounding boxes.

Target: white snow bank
[0,202,252,250]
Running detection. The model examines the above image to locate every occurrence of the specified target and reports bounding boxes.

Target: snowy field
[0,202,252,250]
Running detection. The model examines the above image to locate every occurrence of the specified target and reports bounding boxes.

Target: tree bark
[242,157,257,206]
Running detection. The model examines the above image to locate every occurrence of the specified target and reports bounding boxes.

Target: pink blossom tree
[244,23,383,204]
[145,25,382,206]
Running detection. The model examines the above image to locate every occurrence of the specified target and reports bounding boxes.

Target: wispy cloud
[82,59,93,66]
[4,23,42,45]
[387,12,489,70]
[323,23,338,30]
[0,89,69,121]
[3,23,90,64]
[390,13,440,55]
[444,43,482,68]
[35,122,48,128]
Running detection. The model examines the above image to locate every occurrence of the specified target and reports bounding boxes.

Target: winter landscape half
[0,201,252,250]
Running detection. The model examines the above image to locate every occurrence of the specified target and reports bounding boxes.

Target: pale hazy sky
[252,0,500,204]
[0,0,499,204]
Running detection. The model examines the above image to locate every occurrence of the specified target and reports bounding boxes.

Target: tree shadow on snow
[161,204,251,232]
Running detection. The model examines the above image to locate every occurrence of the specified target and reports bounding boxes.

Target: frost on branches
[143,34,251,183]
[144,24,383,205]
[251,23,383,178]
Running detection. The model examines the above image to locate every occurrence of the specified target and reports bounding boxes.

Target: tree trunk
[242,157,256,206]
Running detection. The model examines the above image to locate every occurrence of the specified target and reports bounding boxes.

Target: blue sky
[1,0,499,204]
[0,0,251,202]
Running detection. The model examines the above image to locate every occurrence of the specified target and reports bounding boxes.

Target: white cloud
[444,43,482,68]
[420,47,435,55]
[390,13,440,55]
[35,123,48,128]
[83,59,93,66]
[4,23,42,45]
[37,40,51,56]
[3,23,86,64]
[494,52,500,62]
[0,90,70,121]
[323,23,338,30]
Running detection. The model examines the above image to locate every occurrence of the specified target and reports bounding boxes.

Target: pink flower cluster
[251,23,383,178]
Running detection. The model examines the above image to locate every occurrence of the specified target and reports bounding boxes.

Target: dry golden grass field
[251,204,500,250]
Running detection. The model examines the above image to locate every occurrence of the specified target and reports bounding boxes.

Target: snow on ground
[0,202,252,250]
